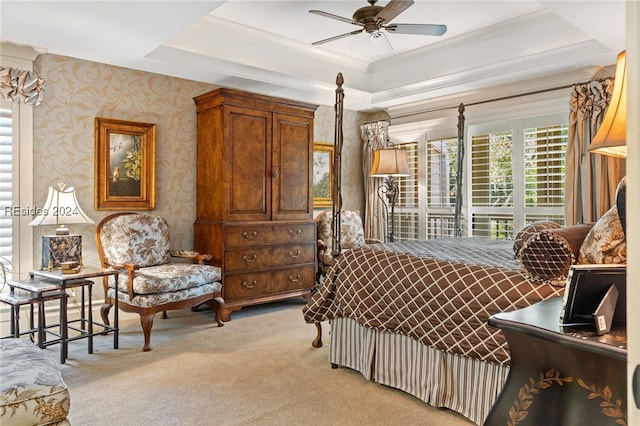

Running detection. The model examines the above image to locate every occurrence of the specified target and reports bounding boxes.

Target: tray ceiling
[0,1,625,112]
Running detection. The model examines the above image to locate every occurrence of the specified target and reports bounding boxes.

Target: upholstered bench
[0,339,70,425]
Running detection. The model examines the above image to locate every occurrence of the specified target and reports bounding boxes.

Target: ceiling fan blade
[309,10,362,26]
[374,0,414,24]
[312,29,364,46]
[385,23,447,36]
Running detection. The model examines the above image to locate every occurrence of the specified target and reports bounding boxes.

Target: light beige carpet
[55,299,475,426]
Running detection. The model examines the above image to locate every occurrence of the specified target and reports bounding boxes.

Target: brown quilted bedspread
[303,238,564,365]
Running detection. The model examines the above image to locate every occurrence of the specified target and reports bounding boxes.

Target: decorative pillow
[578,205,626,264]
[518,223,594,285]
[616,176,626,235]
[512,220,561,258]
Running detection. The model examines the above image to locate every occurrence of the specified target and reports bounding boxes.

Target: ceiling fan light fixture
[309,0,446,46]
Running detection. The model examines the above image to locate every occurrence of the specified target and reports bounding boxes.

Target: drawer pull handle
[288,274,301,283]
[288,229,302,237]
[242,280,256,289]
[289,250,301,258]
[242,231,258,239]
[242,255,257,263]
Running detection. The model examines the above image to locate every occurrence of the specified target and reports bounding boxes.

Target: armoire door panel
[273,113,313,220]
[226,107,272,221]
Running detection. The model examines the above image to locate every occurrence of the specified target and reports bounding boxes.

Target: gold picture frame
[313,142,334,208]
[94,117,156,210]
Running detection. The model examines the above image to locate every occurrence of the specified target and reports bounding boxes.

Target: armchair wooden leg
[140,313,156,352]
[213,296,225,327]
[161,311,168,319]
[100,303,112,325]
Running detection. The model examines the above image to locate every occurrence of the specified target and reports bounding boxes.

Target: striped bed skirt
[329,317,509,425]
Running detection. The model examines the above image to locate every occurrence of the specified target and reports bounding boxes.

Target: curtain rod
[392,77,610,121]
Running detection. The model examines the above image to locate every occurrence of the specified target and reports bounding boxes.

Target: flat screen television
[560,264,626,326]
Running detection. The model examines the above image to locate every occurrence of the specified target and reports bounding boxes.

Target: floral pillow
[578,205,626,265]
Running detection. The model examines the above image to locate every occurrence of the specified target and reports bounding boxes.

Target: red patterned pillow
[512,221,561,258]
[518,223,594,285]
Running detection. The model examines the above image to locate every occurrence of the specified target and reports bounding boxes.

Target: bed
[304,74,626,426]
[302,237,567,425]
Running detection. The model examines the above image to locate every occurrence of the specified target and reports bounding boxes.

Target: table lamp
[589,50,627,234]
[29,182,94,269]
[589,51,626,158]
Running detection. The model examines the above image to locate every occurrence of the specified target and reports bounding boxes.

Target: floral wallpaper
[32,54,216,267]
[31,53,384,267]
[314,106,389,216]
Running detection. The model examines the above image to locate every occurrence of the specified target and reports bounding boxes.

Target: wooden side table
[485,296,627,426]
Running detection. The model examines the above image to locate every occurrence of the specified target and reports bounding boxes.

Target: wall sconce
[370,147,411,242]
[29,182,94,269]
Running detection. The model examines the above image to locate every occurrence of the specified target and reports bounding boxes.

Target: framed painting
[94,117,156,210]
[313,142,334,208]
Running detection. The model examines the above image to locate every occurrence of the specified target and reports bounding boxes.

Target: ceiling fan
[309,0,447,47]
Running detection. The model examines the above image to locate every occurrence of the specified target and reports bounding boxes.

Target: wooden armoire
[193,88,318,320]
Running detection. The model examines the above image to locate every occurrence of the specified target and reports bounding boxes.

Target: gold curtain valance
[0,66,45,105]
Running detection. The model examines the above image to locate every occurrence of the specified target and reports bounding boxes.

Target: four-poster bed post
[313,72,345,348]
[331,73,345,256]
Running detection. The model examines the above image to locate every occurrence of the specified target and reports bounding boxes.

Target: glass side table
[26,267,120,363]
[0,283,64,345]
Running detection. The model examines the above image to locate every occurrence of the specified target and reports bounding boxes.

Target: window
[0,106,12,262]
[394,142,419,241]
[426,137,459,238]
[468,117,568,239]
[391,113,568,241]
[470,130,515,239]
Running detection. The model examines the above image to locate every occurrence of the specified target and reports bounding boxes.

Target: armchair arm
[365,238,383,244]
[108,262,140,300]
[170,250,213,265]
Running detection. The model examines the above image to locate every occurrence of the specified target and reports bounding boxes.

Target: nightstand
[485,296,627,426]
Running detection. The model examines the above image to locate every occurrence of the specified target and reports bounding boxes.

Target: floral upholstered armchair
[95,212,225,351]
[315,210,382,282]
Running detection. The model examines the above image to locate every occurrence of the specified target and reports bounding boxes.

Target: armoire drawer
[225,222,315,248]
[223,266,315,301]
[224,243,315,272]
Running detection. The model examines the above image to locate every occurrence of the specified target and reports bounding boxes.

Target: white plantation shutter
[394,142,419,241]
[387,113,567,242]
[470,130,515,239]
[523,124,567,224]
[426,137,458,238]
[468,116,568,240]
[0,107,12,260]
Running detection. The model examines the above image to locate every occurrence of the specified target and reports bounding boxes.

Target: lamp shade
[589,51,627,158]
[370,148,411,176]
[29,184,94,234]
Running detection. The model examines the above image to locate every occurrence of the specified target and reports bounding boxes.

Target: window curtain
[565,79,625,225]
[0,66,44,105]
[361,121,388,241]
